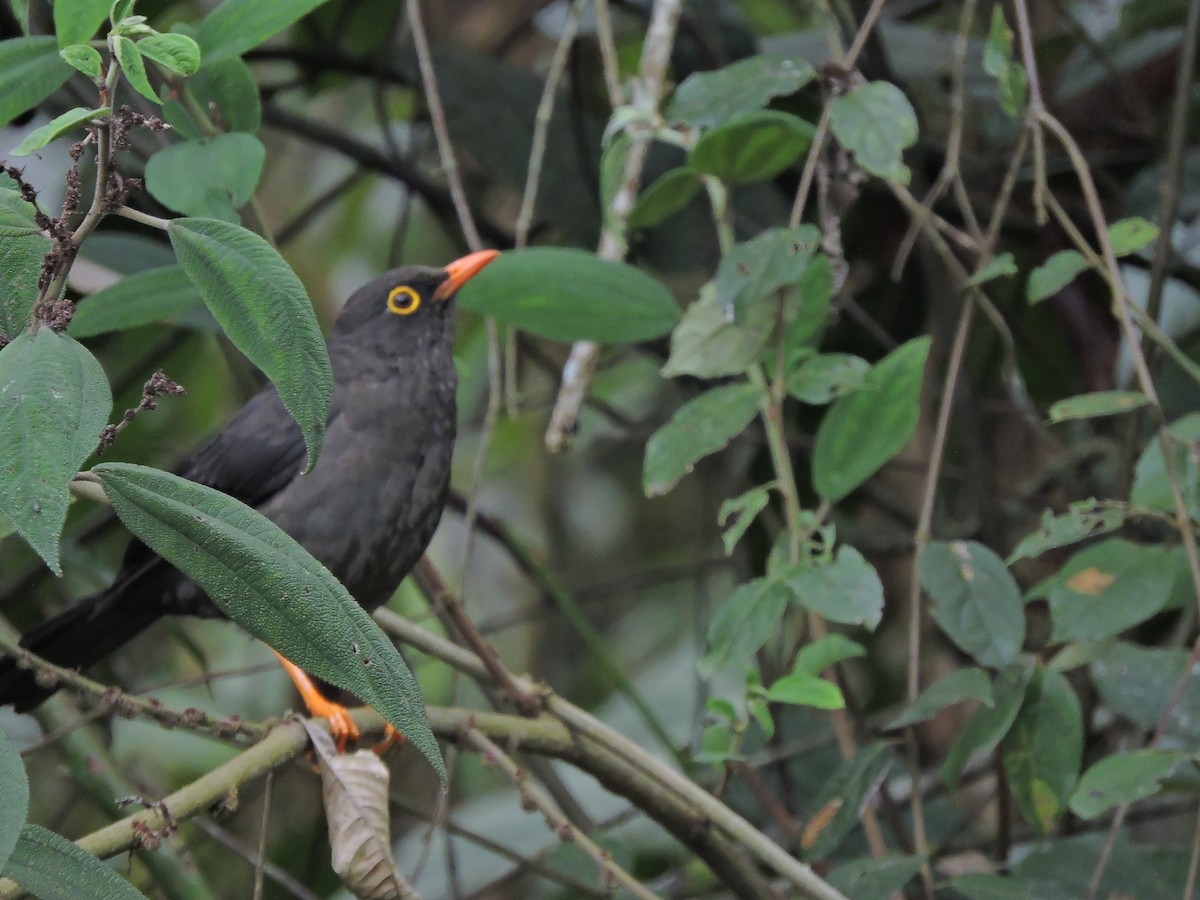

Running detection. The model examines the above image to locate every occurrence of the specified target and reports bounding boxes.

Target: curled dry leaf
[302,721,418,900]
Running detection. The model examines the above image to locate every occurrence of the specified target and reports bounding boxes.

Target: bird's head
[332,249,499,339]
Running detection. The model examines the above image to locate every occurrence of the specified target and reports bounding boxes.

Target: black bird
[0,249,499,745]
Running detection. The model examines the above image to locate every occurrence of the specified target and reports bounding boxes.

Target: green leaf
[1035,538,1180,643]
[785,251,834,351]
[1108,217,1159,255]
[766,672,844,708]
[886,668,994,730]
[688,110,815,184]
[0,331,112,574]
[627,167,702,229]
[146,134,265,220]
[787,353,869,404]
[964,252,1018,287]
[804,742,893,860]
[1131,412,1200,521]
[1026,250,1088,303]
[5,824,147,899]
[1008,499,1129,563]
[661,284,770,378]
[942,659,1033,788]
[136,32,201,77]
[0,37,73,126]
[783,545,884,629]
[112,34,158,103]
[666,54,816,128]
[813,336,930,502]
[1070,749,1189,820]
[1048,390,1150,422]
[828,81,918,183]
[91,462,445,781]
[700,577,791,676]
[644,382,761,497]
[718,484,772,555]
[109,0,134,24]
[68,266,204,338]
[59,44,103,80]
[0,728,29,873]
[715,225,821,321]
[456,248,680,344]
[168,217,332,471]
[828,855,926,900]
[920,540,1025,668]
[1002,668,1083,835]
[54,0,111,47]
[1091,642,1197,737]
[197,0,330,67]
[598,133,632,222]
[163,54,261,137]
[983,7,1028,116]
[0,179,50,339]
[10,105,108,157]
[793,634,866,675]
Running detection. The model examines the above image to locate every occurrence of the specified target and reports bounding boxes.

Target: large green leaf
[168,217,331,470]
[69,266,204,338]
[813,336,930,502]
[688,111,815,184]
[0,180,49,339]
[941,659,1033,788]
[0,330,112,574]
[1070,749,1189,820]
[1131,412,1200,522]
[827,855,926,900]
[456,248,679,344]
[53,0,110,47]
[4,824,147,899]
[197,0,330,66]
[163,55,261,138]
[1008,499,1129,563]
[112,35,158,104]
[146,134,265,220]
[920,540,1025,668]
[91,463,446,781]
[787,353,869,405]
[714,225,820,321]
[627,167,702,230]
[0,728,29,873]
[136,32,201,77]
[0,37,72,126]
[782,546,884,629]
[886,667,994,730]
[666,54,816,127]
[661,284,771,378]
[643,382,760,497]
[828,81,918,183]
[1030,538,1181,643]
[1090,642,1200,742]
[10,105,108,157]
[700,577,791,676]
[1002,668,1082,835]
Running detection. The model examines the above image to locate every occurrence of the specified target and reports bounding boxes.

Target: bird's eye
[387,285,421,315]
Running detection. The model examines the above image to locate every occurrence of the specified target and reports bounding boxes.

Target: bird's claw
[372,723,407,756]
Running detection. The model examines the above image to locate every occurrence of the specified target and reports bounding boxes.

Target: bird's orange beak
[433,249,499,301]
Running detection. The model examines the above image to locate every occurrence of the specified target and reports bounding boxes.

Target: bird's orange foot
[372,723,407,756]
[272,651,360,752]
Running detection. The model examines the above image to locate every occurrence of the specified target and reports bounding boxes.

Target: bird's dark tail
[0,593,161,712]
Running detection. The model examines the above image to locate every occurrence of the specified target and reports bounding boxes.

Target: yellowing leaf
[1066,567,1115,596]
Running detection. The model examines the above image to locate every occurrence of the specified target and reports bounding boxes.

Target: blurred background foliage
[2,0,1200,897]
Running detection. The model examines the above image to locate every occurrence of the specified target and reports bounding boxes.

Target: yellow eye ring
[387,285,421,315]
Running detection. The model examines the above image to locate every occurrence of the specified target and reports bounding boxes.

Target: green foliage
[197,0,331,66]
[627,168,702,229]
[700,576,792,676]
[456,248,680,343]
[688,110,815,184]
[782,546,884,628]
[803,743,893,859]
[812,336,930,502]
[1008,500,1129,562]
[666,53,816,127]
[887,667,994,730]
[983,7,1028,116]
[786,352,869,404]
[920,540,1025,668]
[943,660,1034,788]
[1047,390,1150,422]
[168,217,333,470]
[827,855,926,900]
[92,462,445,781]
[145,134,266,220]
[54,0,111,47]
[0,729,29,873]
[59,44,104,80]
[0,331,112,574]
[112,35,159,103]
[1070,749,1189,819]
[4,825,147,899]
[828,82,918,182]
[10,106,109,157]
[135,32,201,76]
[718,483,773,554]
[1026,250,1088,303]
[0,37,73,126]
[68,266,203,338]
[1131,412,1200,520]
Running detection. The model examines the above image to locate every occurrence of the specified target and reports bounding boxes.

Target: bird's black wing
[182,385,314,507]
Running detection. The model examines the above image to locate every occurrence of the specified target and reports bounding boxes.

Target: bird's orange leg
[272,651,360,752]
